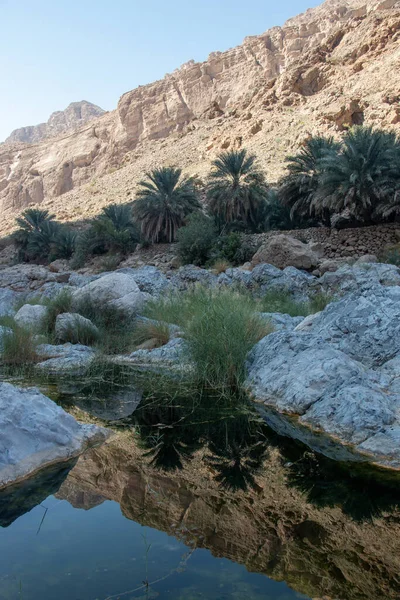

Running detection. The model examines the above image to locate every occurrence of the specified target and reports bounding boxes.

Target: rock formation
[0,0,399,233]
[5,101,105,144]
[0,382,109,489]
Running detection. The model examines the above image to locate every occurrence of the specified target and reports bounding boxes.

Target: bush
[210,232,254,266]
[12,209,76,263]
[185,288,272,393]
[379,244,400,267]
[73,204,139,267]
[260,289,309,317]
[177,213,217,266]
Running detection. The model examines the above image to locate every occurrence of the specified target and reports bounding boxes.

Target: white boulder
[0,382,109,489]
[14,304,47,329]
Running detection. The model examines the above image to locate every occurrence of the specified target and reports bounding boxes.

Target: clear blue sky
[0,0,321,141]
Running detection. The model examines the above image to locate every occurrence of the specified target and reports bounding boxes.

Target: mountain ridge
[5,101,105,145]
[0,0,399,234]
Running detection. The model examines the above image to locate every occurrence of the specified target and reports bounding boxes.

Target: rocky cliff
[0,0,399,234]
[5,101,105,145]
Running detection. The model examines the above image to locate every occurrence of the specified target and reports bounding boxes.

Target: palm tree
[74,203,139,265]
[278,136,341,224]
[13,209,56,262]
[132,167,200,243]
[313,127,400,223]
[263,189,296,231]
[206,149,269,230]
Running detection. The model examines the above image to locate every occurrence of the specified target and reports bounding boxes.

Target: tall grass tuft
[259,289,309,317]
[40,289,73,336]
[185,289,272,393]
[73,296,136,354]
[1,319,38,365]
[145,287,272,394]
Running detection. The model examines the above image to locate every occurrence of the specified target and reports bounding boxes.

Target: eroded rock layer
[0,0,399,232]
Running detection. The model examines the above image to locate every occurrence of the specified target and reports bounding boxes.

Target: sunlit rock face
[54,437,400,600]
[1,0,399,232]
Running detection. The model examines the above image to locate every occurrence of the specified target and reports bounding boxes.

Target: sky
[0,0,322,141]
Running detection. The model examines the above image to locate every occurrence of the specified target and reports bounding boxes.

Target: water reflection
[2,371,400,599]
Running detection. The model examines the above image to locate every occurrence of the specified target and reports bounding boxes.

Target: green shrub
[185,288,272,393]
[210,232,254,266]
[177,213,217,266]
[379,245,400,267]
[308,291,333,313]
[1,320,38,365]
[12,208,76,263]
[73,204,139,267]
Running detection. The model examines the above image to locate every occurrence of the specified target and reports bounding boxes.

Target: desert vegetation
[9,126,400,268]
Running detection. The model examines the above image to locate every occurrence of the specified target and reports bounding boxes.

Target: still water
[1,371,400,600]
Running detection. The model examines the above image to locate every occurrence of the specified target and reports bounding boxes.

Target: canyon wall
[0,0,399,233]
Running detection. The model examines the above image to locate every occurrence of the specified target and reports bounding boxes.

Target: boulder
[71,272,149,315]
[117,266,170,295]
[0,382,109,489]
[14,304,47,330]
[251,235,320,270]
[55,313,99,343]
[35,343,96,376]
[318,262,400,296]
[114,338,190,373]
[246,285,400,468]
[258,312,304,331]
[356,254,378,264]
[0,288,20,316]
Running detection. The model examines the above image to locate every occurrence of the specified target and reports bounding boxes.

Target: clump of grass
[1,320,38,365]
[55,317,100,346]
[144,289,205,327]
[212,259,232,274]
[98,253,122,273]
[145,287,272,394]
[308,291,333,314]
[73,296,136,354]
[132,319,171,348]
[260,289,309,317]
[185,288,272,393]
[40,289,73,336]
[260,289,333,317]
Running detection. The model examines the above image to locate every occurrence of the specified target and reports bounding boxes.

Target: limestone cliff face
[56,439,400,600]
[5,101,105,145]
[0,0,399,233]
